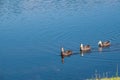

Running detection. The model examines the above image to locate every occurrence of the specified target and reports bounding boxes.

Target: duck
[98,40,111,47]
[80,44,91,52]
[61,47,72,57]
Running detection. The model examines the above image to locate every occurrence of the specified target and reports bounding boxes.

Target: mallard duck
[98,40,110,47]
[80,44,91,52]
[61,47,72,57]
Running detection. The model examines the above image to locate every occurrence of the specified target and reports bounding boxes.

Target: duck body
[98,41,110,47]
[80,44,91,52]
[61,47,72,57]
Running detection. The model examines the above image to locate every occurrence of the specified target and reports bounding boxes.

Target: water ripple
[0,0,120,21]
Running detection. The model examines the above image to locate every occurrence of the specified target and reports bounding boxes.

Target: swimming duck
[61,47,72,57]
[98,40,111,47]
[80,44,91,52]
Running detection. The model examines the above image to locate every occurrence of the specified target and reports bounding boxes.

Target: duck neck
[61,47,64,53]
[98,41,102,46]
[80,44,83,50]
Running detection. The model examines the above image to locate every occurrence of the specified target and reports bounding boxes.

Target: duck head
[80,44,83,48]
[98,41,102,45]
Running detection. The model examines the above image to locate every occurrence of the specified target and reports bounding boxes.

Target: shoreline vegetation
[87,77,120,80]
[87,65,120,80]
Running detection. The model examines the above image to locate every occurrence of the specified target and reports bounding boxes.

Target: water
[0,0,120,80]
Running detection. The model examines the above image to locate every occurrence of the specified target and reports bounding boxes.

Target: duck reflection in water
[61,47,72,63]
[80,50,91,56]
[98,47,103,52]
[61,55,65,64]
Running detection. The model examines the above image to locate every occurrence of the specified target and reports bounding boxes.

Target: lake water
[0,0,120,80]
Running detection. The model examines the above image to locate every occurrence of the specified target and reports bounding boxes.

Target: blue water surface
[0,0,120,80]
